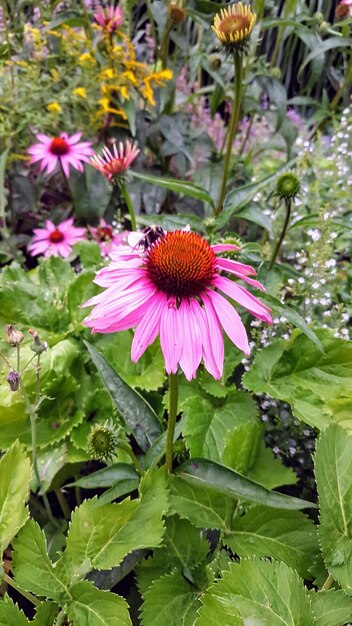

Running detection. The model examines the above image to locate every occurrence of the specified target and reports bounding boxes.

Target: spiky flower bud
[87,420,120,462]
[212,3,256,53]
[7,325,24,346]
[275,172,300,200]
[7,370,20,392]
[28,329,48,355]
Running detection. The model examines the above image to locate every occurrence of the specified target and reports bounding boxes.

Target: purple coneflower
[28,218,86,258]
[28,132,94,177]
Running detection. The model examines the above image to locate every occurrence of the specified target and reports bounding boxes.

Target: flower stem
[2,572,40,607]
[268,197,292,271]
[165,373,178,473]
[121,183,137,231]
[321,573,334,591]
[215,50,243,217]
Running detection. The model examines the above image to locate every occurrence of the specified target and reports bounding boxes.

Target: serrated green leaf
[141,570,200,626]
[85,342,163,451]
[176,458,316,510]
[243,329,352,429]
[137,515,209,596]
[196,558,314,626]
[169,475,235,531]
[32,601,59,625]
[226,506,319,579]
[310,589,352,626]
[131,171,215,208]
[258,291,324,352]
[67,580,132,626]
[0,596,29,626]
[182,390,258,463]
[0,441,31,554]
[222,424,297,489]
[61,468,168,579]
[316,424,352,593]
[67,463,139,489]
[12,519,71,602]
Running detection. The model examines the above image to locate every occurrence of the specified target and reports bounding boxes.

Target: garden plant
[0,0,352,624]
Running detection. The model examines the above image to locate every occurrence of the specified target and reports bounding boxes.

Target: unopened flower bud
[275,172,300,200]
[28,329,48,354]
[210,55,222,71]
[318,20,330,33]
[7,370,20,392]
[169,3,187,24]
[7,325,24,346]
[87,420,120,461]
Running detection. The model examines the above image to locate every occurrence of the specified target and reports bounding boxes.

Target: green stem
[165,373,178,473]
[268,197,292,271]
[19,378,59,528]
[121,183,137,231]
[55,489,71,521]
[321,573,334,591]
[215,51,243,217]
[119,444,143,474]
[2,573,40,607]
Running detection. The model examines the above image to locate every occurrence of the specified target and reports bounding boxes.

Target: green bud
[275,172,300,200]
[28,329,48,354]
[87,420,120,461]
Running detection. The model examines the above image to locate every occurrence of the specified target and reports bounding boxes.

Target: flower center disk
[220,14,250,37]
[97,226,113,241]
[145,231,216,298]
[49,229,64,243]
[50,137,70,156]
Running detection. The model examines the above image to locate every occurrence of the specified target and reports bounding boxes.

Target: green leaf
[226,506,319,579]
[298,37,352,80]
[144,421,183,469]
[182,390,258,463]
[222,423,297,489]
[315,424,352,593]
[62,468,168,578]
[33,444,67,495]
[85,342,163,451]
[0,597,29,626]
[141,570,200,626]
[131,170,215,209]
[196,558,314,626]
[310,589,352,626]
[67,463,139,489]
[243,329,352,430]
[32,602,59,625]
[258,291,324,352]
[96,331,167,392]
[137,515,209,596]
[73,240,102,268]
[169,475,235,531]
[176,458,316,510]
[67,580,132,626]
[0,441,31,555]
[12,519,71,602]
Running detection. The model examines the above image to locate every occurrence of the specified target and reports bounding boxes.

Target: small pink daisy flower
[82,229,272,381]
[90,141,140,183]
[28,218,86,258]
[94,5,123,32]
[89,219,128,257]
[28,132,94,178]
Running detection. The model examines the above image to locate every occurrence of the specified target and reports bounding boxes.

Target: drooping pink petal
[216,257,257,276]
[208,289,250,355]
[131,292,167,362]
[178,299,203,381]
[211,243,240,253]
[214,276,272,323]
[159,297,182,374]
[200,293,224,379]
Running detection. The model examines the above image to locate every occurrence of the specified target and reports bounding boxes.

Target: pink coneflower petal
[82,229,271,379]
[91,140,140,181]
[211,243,241,253]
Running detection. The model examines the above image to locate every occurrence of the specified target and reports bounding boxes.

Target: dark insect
[139,225,166,251]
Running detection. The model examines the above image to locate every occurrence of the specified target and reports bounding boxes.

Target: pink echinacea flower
[28,218,86,258]
[90,141,140,182]
[82,229,272,381]
[89,219,127,257]
[94,5,123,32]
[28,132,94,177]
